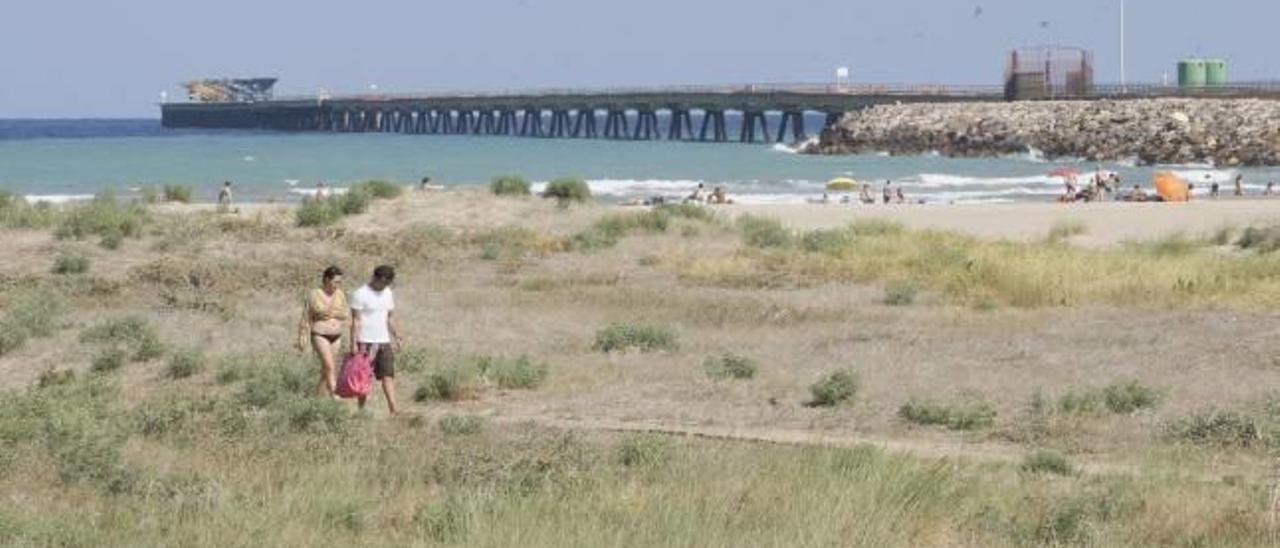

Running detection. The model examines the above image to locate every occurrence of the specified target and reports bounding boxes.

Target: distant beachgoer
[350,265,403,415]
[895,187,906,204]
[821,192,831,204]
[297,266,349,398]
[686,183,708,203]
[1187,184,1195,201]
[316,182,330,201]
[419,176,432,192]
[1127,185,1147,202]
[859,184,874,204]
[217,181,234,212]
[1234,175,1244,197]
[1210,182,1220,198]
[1266,182,1276,196]
[710,186,730,205]
[882,181,892,204]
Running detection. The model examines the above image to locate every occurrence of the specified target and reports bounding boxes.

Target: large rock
[803,99,1280,166]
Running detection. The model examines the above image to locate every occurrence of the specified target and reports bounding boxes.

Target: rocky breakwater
[804,99,1280,166]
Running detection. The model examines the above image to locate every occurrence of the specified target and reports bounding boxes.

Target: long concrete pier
[160,83,1004,143]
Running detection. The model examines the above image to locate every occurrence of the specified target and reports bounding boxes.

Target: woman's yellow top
[296,288,349,344]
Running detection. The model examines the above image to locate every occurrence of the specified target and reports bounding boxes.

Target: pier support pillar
[572,109,597,138]
[668,109,693,140]
[776,111,806,142]
[603,110,629,139]
[519,109,544,137]
[740,111,769,143]
[699,110,727,142]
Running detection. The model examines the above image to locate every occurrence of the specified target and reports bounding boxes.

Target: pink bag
[335,350,373,399]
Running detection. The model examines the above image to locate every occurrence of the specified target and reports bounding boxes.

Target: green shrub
[37,368,76,389]
[1102,380,1163,414]
[322,500,366,534]
[656,203,717,223]
[899,394,997,430]
[490,175,531,196]
[336,189,371,215]
[0,290,67,357]
[1165,410,1262,448]
[80,316,163,362]
[234,355,312,408]
[414,496,473,543]
[1057,389,1105,415]
[1056,380,1162,415]
[54,193,148,248]
[883,281,919,306]
[414,363,483,402]
[439,415,485,436]
[354,179,402,200]
[738,215,793,248]
[132,395,203,437]
[166,348,204,379]
[1022,450,1074,476]
[473,226,548,261]
[1046,219,1088,243]
[51,253,90,275]
[591,323,679,353]
[275,397,348,434]
[801,227,855,255]
[0,198,60,230]
[542,178,591,205]
[809,369,858,407]
[90,348,126,374]
[617,433,671,467]
[1236,225,1280,253]
[703,353,759,380]
[479,355,548,390]
[162,184,193,203]
[139,186,159,204]
[295,197,343,227]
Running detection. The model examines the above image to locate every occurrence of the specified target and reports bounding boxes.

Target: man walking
[349,265,403,415]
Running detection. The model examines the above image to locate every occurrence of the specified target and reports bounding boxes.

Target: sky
[0,0,1274,117]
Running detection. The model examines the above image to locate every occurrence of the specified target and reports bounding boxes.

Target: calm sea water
[2,118,1278,204]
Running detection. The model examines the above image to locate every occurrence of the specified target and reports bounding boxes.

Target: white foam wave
[533,179,710,197]
[770,143,798,154]
[1168,169,1239,184]
[289,187,349,197]
[24,194,94,204]
[910,173,1063,188]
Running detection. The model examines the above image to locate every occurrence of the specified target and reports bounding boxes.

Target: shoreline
[142,190,1280,247]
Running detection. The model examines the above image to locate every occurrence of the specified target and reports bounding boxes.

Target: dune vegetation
[1,186,1279,546]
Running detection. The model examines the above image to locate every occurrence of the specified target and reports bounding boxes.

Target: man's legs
[381,377,398,415]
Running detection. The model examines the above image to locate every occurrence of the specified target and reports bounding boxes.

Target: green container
[1204,59,1227,86]
[1178,59,1207,88]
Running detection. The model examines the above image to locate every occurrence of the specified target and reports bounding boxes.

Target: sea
[3,118,1279,205]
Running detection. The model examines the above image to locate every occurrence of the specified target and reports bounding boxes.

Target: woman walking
[296,266,349,397]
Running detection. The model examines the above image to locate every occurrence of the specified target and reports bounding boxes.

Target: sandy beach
[728,198,1280,246]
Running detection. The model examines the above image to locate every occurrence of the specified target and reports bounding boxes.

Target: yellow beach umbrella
[826,177,858,191]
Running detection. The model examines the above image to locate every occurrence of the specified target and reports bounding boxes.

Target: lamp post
[1120,0,1127,93]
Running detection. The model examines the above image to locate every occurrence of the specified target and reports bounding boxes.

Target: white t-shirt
[350,285,395,343]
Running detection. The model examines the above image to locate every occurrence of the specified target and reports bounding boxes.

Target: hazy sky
[1,0,1272,117]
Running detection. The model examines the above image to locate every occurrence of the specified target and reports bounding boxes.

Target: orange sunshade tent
[1153,171,1190,202]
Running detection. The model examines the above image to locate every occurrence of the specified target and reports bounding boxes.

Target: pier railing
[270,82,1008,103]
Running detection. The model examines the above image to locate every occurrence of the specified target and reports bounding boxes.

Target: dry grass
[2,190,1279,545]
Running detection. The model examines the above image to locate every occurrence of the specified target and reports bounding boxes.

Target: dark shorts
[364,344,395,380]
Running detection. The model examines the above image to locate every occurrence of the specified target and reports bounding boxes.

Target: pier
[160,80,1280,143]
[160,83,1004,143]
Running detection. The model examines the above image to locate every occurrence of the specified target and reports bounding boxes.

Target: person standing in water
[882,181,892,205]
[349,265,403,416]
[1234,174,1245,197]
[217,181,234,212]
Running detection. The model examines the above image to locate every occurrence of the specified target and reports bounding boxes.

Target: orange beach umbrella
[1153,171,1189,202]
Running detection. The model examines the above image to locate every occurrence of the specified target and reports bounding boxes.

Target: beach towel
[336,349,373,399]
